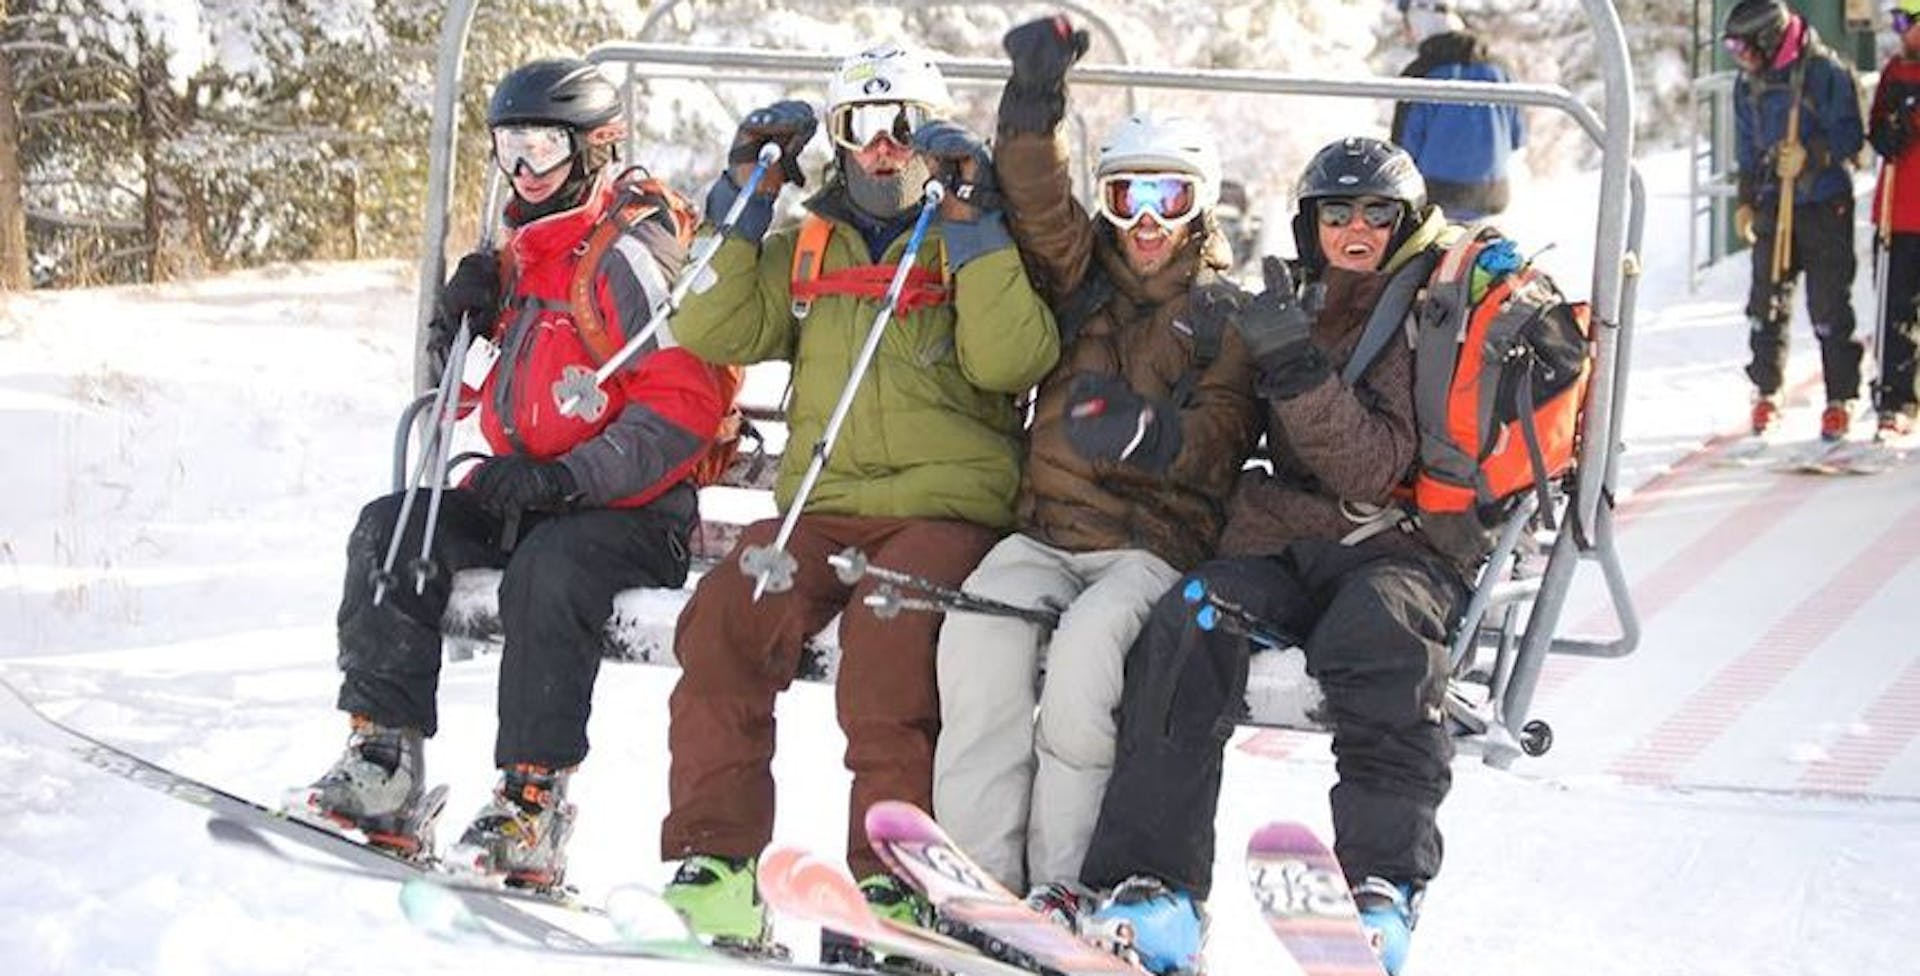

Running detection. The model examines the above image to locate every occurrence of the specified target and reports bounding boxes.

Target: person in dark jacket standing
[289,59,729,890]
[1865,0,1920,439]
[655,42,1059,959]
[931,13,1260,921]
[1076,138,1471,976]
[1723,0,1866,440]
[1389,0,1525,220]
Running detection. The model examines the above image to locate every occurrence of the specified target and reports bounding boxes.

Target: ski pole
[1182,578,1300,651]
[553,143,783,419]
[1871,161,1896,411]
[1770,86,1803,285]
[828,547,1061,629]
[372,177,504,606]
[738,180,946,600]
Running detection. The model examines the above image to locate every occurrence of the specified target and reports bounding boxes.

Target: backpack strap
[1054,263,1115,349]
[569,173,693,367]
[1169,267,1225,408]
[1338,247,1444,388]
[788,213,836,319]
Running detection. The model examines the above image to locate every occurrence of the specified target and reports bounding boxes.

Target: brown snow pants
[661,514,998,878]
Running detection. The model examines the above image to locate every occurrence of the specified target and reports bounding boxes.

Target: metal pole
[414,0,482,395]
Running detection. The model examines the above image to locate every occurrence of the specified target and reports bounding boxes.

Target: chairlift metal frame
[410,0,1645,768]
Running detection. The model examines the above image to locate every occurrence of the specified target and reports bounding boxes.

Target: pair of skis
[761,801,1386,976]
[1716,431,1914,475]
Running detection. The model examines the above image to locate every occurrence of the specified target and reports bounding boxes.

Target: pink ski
[755,843,1031,976]
[1244,823,1386,976]
[864,800,1142,976]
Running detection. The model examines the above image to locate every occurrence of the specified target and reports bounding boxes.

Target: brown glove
[1735,203,1757,244]
[1774,141,1807,181]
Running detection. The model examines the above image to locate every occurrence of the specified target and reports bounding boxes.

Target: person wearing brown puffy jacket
[930,13,1261,918]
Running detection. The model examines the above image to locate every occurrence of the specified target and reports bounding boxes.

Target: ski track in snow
[4,151,1920,976]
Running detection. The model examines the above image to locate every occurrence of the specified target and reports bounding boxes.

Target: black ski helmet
[1721,0,1791,63]
[1289,137,1427,276]
[486,58,621,131]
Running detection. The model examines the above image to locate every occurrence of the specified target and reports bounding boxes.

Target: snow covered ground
[4,139,1919,976]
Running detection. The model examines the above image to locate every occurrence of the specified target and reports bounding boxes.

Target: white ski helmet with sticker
[825,43,953,114]
[1095,114,1223,214]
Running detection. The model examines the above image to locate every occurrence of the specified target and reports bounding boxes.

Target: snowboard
[756,843,1035,976]
[1244,823,1386,976]
[864,800,1143,976]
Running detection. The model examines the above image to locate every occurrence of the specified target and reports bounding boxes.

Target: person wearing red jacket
[286,59,728,889]
[1867,1,1920,437]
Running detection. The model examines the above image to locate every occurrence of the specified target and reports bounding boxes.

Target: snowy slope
[4,146,1919,976]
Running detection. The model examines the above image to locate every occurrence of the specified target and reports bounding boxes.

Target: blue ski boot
[1353,876,1421,975]
[1084,875,1207,975]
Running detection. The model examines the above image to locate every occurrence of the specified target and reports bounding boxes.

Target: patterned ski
[1244,823,1385,976]
[864,800,1142,976]
[756,843,1034,976]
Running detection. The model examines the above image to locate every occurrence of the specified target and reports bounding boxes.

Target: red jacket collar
[506,168,617,269]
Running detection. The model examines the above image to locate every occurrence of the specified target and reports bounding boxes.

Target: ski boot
[286,715,444,857]
[1024,879,1096,933]
[1750,393,1781,435]
[1877,406,1916,441]
[445,763,575,891]
[1083,875,1207,975]
[664,854,773,950]
[1353,876,1422,976]
[819,873,938,974]
[1820,400,1853,443]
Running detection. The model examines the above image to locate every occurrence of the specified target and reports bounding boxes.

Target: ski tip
[862,799,936,840]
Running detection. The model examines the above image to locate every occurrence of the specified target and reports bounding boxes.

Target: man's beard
[845,153,935,219]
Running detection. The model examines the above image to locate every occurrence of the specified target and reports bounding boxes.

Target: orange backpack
[1345,226,1593,563]
[570,169,748,488]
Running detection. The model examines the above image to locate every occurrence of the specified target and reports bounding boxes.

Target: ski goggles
[1095,173,1203,230]
[1315,197,1404,230]
[1721,35,1759,58]
[1896,9,1918,33]
[491,124,577,178]
[828,101,935,151]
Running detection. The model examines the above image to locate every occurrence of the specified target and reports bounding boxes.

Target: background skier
[1723,0,1866,440]
[1866,0,1920,438]
[1389,0,1526,220]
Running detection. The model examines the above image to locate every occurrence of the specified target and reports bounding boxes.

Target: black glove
[1872,107,1912,159]
[1237,256,1329,399]
[1062,373,1183,474]
[1188,279,1254,339]
[729,99,817,190]
[912,120,1002,214]
[468,455,581,518]
[999,15,1089,134]
[429,251,500,370]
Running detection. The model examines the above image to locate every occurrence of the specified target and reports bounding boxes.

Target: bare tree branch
[26,209,144,232]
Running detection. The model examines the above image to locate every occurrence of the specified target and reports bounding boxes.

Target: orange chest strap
[788,214,950,318]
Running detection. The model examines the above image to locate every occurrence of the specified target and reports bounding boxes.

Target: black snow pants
[1079,540,1465,900]
[1746,194,1863,404]
[335,487,692,769]
[1874,233,1920,415]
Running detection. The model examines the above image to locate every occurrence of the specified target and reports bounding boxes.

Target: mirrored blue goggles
[1896,10,1918,34]
[1096,173,1201,230]
[492,124,576,178]
[1316,197,1403,230]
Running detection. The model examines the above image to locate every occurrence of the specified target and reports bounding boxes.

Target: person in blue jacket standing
[1389,0,1525,220]
[1723,0,1866,441]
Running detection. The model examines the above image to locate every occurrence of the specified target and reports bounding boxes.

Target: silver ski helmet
[1290,136,1426,276]
[1095,113,1223,215]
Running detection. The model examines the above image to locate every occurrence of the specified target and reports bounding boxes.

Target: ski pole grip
[757,142,782,166]
[922,180,947,205]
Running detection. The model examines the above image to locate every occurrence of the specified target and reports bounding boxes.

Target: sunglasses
[1096,173,1202,230]
[828,101,934,151]
[1316,197,1403,230]
[492,125,576,178]
[1896,10,1918,33]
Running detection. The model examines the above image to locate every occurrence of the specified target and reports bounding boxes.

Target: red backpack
[569,170,748,488]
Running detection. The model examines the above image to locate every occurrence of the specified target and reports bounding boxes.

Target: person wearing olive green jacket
[656,43,1059,950]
